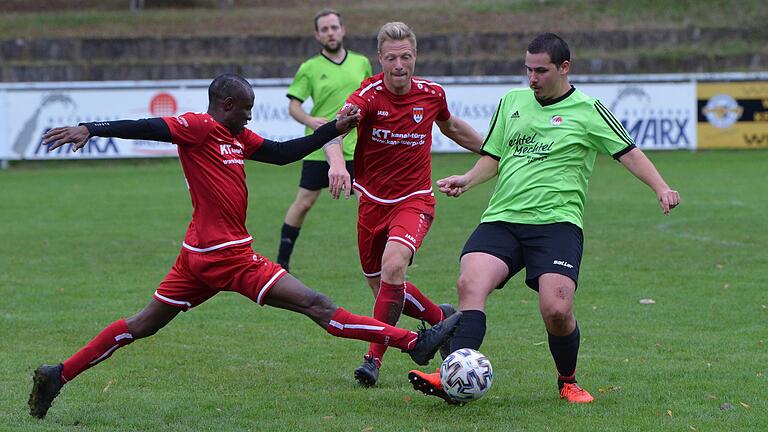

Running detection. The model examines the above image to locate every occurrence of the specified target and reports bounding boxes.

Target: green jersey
[481,86,635,228]
[287,50,372,161]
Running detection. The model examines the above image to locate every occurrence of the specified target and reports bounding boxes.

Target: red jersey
[162,112,264,253]
[346,73,451,204]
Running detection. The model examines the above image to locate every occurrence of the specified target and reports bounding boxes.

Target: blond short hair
[377,22,417,52]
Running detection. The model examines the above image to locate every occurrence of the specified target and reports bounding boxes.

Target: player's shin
[61,319,135,382]
[548,323,580,385]
[402,281,444,325]
[448,309,486,352]
[326,307,417,349]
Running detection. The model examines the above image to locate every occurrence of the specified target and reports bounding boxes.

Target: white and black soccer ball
[439,348,493,403]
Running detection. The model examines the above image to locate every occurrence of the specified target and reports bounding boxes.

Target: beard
[323,40,342,53]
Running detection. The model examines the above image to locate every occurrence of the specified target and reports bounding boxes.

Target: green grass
[1,151,767,431]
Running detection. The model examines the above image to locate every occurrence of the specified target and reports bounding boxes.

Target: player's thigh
[456,252,510,311]
[299,160,332,190]
[357,200,389,278]
[517,222,583,291]
[155,250,218,311]
[213,248,288,306]
[262,272,332,317]
[460,221,524,292]
[386,196,435,259]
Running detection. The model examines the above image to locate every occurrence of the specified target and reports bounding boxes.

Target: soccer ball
[439,348,493,403]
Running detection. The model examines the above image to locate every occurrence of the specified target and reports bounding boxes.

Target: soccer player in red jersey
[323,22,484,387]
[28,73,461,419]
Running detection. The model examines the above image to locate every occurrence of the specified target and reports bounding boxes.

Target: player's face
[379,39,416,95]
[525,51,570,101]
[223,92,253,136]
[315,14,345,53]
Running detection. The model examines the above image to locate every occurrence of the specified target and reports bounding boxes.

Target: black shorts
[299,160,355,191]
[460,221,583,291]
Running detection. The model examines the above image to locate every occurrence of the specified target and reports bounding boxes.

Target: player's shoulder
[411,76,445,91]
[298,54,326,70]
[355,73,385,95]
[169,111,212,128]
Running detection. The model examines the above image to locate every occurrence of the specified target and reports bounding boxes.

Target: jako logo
[377,110,389,117]
[553,260,574,268]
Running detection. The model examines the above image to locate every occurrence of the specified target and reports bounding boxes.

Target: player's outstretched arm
[436,116,483,154]
[324,137,351,199]
[43,119,172,152]
[437,155,499,197]
[251,105,359,166]
[618,147,680,215]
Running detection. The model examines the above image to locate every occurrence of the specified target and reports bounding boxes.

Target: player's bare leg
[538,273,593,403]
[263,273,461,365]
[29,299,181,419]
[409,252,503,403]
[278,187,322,271]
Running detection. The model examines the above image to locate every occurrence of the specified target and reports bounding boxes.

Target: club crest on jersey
[413,107,424,123]
[551,115,563,126]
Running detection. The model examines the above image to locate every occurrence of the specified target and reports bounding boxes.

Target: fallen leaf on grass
[715,263,724,269]
[722,283,730,289]
[689,426,698,431]
[362,427,374,432]
[598,386,621,394]
[720,402,733,411]
[707,395,717,400]
[102,380,115,393]
[323,416,334,421]
[533,341,546,346]
[757,372,764,378]
[740,402,751,410]
[639,298,656,305]
[666,410,673,417]
[403,396,412,404]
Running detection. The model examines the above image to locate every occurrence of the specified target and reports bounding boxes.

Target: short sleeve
[238,128,265,156]
[340,82,370,121]
[287,62,311,102]
[436,91,451,122]
[587,100,635,157]
[162,112,209,147]
[480,98,506,159]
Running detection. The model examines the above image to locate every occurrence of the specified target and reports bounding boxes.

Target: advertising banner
[5,86,305,160]
[697,81,768,149]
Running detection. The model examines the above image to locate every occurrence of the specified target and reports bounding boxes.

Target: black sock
[548,323,580,388]
[277,223,300,268]
[449,310,486,352]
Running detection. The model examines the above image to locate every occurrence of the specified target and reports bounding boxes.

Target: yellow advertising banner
[697,81,768,149]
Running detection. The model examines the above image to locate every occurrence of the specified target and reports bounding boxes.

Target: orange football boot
[408,369,463,405]
[560,382,594,403]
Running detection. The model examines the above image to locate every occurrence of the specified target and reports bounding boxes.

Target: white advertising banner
[0,75,744,161]
[5,85,305,160]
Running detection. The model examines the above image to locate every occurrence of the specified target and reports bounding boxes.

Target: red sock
[61,319,134,382]
[326,307,418,351]
[402,281,444,325]
[366,281,406,364]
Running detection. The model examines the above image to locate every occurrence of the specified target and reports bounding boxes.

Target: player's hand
[657,188,681,215]
[307,117,327,131]
[42,125,91,152]
[437,175,470,197]
[335,105,360,135]
[328,165,352,200]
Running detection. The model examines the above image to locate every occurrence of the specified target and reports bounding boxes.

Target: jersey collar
[536,85,575,107]
[321,49,348,66]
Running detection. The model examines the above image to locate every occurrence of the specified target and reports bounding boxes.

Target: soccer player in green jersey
[409,33,680,404]
[277,9,372,271]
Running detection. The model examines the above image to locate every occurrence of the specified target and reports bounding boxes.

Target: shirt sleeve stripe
[594,101,634,147]
[595,100,634,145]
[480,98,503,152]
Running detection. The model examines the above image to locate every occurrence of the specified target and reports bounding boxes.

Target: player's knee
[541,305,572,330]
[125,315,160,339]
[380,257,407,282]
[307,292,336,324]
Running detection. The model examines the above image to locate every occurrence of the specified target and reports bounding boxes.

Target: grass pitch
[1,151,766,431]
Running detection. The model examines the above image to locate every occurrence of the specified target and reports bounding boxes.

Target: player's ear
[558,60,571,75]
[222,96,235,111]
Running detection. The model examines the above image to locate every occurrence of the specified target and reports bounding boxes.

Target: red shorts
[155,245,287,311]
[357,194,435,277]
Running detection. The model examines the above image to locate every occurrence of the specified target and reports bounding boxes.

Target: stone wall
[1,27,764,82]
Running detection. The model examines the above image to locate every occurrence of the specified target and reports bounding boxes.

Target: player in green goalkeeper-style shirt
[409,33,680,404]
[276,8,372,272]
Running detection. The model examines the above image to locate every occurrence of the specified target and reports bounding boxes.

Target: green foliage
[1,151,766,431]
